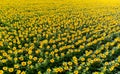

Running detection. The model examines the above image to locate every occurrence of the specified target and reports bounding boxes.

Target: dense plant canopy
[0,0,120,74]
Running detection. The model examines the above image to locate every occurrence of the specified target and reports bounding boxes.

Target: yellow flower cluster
[0,0,120,74]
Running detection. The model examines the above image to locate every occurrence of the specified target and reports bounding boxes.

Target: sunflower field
[1,0,120,74]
